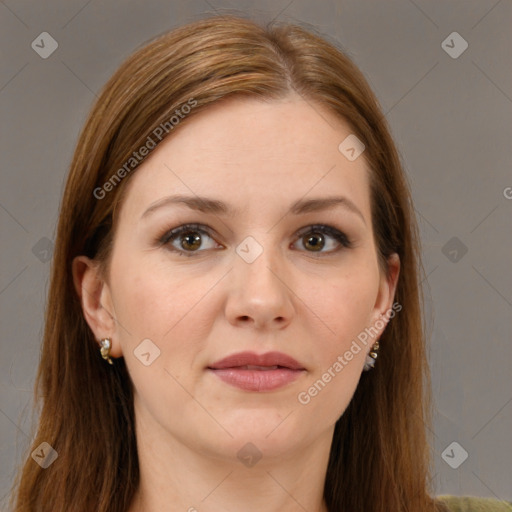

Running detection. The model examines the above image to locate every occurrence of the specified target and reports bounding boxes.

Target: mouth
[231,365,281,370]
[208,351,305,371]
[207,351,306,392]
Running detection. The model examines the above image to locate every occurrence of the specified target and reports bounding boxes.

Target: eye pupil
[181,232,202,251]
[304,232,324,251]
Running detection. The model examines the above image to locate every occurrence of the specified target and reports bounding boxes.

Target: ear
[72,255,122,358]
[369,252,400,340]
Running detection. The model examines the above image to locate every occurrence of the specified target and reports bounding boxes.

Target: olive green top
[438,495,512,511]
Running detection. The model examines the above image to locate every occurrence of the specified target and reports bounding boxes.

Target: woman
[8,14,511,512]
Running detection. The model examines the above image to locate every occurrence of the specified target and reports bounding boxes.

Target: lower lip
[207,368,305,391]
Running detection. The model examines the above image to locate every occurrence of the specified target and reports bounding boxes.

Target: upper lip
[208,351,305,370]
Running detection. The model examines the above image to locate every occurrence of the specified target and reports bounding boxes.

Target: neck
[127,401,334,512]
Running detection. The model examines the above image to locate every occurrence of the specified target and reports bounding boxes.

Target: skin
[73,93,400,512]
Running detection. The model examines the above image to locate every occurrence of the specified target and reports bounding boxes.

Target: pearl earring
[99,338,114,365]
[363,340,380,371]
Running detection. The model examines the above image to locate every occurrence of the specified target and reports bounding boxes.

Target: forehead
[116,95,371,223]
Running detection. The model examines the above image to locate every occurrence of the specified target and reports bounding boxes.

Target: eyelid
[158,222,353,256]
[158,223,219,249]
[294,224,352,249]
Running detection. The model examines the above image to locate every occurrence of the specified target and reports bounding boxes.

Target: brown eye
[159,223,352,258]
[303,232,325,252]
[294,224,352,255]
[160,223,219,257]
[180,231,202,251]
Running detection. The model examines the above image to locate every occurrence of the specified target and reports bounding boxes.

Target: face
[75,94,399,465]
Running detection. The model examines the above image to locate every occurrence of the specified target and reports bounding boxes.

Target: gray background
[1,0,511,508]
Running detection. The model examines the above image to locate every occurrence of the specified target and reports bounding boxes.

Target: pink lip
[209,351,305,370]
[207,351,306,392]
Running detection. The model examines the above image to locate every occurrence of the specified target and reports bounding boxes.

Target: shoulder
[437,495,512,512]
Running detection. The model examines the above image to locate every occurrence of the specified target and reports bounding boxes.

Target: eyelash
[157,223,353,258]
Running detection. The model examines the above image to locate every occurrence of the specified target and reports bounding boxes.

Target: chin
[199,434,305,468]
[203,410,311,453]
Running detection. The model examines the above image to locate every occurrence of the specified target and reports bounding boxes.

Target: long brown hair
[9,14,446,512]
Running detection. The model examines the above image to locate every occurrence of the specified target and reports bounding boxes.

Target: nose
[224,242,295,330]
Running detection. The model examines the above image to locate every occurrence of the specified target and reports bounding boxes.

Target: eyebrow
[140,194,366,225]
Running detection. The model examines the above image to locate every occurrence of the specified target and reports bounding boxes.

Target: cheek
[109,253,197,340]
[306,267,379,358]
[294,274,378,425]
[110,254,223,367]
